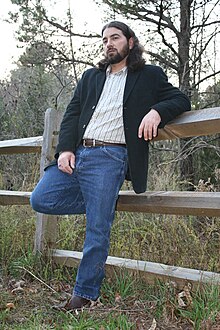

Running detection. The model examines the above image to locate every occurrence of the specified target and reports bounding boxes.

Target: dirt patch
[0,277,219,329]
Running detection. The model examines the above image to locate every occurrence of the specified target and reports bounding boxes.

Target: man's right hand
[58,151,75,174]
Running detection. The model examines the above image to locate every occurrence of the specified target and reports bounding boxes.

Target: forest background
[0,0,220,190]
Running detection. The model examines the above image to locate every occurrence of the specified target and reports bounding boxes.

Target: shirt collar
[106,65,127,76]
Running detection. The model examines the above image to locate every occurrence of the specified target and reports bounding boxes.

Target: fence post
[34,108,63,253]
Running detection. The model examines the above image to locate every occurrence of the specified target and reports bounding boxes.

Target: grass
[177,285,220,329]
[1,265,220,329]
[58,211,220,273]
[0,205,220,329]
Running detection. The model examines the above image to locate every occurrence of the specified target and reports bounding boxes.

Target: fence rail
[0,107,220,287]
[1,190,220,217]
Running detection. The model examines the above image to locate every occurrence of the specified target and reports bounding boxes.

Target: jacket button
[92,105,95,109]
[83,124,86,128]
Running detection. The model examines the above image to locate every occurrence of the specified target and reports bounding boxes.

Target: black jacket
[56,65,191,193]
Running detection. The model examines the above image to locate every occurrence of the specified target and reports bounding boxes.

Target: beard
[106,43,129,64]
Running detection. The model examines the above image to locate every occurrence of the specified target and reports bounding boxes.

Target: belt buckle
[83,139,96,147]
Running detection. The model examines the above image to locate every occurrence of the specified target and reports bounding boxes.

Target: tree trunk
[179,0,194,189]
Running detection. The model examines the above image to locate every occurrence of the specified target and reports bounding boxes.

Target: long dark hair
[98,21,145,72]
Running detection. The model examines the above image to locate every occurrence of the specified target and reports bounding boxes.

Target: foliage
[191,136,220,185]
[0,63,73,192]
[8,0,101,79]
[148,136,220,190]
[0,64,73,139]
[200,79,220,109]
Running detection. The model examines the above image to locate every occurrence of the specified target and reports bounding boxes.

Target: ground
[1,276,219,330]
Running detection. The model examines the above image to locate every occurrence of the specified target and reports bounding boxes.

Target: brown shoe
[65,295,90,310]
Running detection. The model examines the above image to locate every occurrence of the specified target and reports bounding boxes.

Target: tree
[8,0,102,81]
[0,60,75,190]
[1,0,104,190]
[99,0,220,96]
[0,62,74,139]
[192,79,220,185]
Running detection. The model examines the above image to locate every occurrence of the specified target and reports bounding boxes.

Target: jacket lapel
[96,71,106,103]
[124,70,141,104]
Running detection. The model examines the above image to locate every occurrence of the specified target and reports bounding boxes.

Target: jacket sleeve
[55,75,84,157]
[151,67,191,127]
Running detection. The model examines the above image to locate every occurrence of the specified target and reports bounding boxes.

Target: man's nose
[106,40,113,48]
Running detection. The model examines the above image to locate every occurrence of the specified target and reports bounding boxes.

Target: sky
[0,0,104,79]
[0,1,20,78]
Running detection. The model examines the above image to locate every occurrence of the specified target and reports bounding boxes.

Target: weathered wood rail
[0,107,220,287]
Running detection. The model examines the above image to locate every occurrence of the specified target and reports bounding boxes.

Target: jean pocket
[102,146,128,163]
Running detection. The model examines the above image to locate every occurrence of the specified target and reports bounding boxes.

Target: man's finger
[138,122,144,138]
[70,155,75,169]
[153,124,158,137]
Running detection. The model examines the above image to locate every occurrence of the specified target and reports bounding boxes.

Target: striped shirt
[83,66,127,144]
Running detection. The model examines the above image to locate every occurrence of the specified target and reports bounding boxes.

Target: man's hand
[58,151,75,174]
[138,109,161,141]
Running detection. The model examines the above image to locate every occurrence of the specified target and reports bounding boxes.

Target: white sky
[0,1,20,78]
[0,0,104,79]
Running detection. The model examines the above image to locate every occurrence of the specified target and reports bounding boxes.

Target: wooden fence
[0,107,220,288]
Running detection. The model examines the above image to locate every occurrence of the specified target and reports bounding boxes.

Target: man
[31,21,191,310]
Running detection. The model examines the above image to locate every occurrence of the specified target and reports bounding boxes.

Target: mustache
[107,48,117,53]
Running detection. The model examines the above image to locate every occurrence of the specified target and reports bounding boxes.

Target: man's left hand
[138,109,161,141]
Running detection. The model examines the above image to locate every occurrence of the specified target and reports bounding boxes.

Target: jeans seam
[102,146,127,163]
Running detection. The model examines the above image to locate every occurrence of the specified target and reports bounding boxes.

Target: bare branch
[103,0,180,36]
[146,51,178,71]
[42,14,100,39]
[157,0,180,60]
[192,20,220,30]
[192,70,220,89]
[191,31,220,67]
[192,0,220,29]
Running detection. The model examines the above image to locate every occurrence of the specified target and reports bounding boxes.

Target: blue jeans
[30,145,128,300]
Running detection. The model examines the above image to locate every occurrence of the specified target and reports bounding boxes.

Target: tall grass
[0,205,219,329]
[0,204,219,276]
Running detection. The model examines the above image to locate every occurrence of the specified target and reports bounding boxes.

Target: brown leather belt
[82,139,126,147]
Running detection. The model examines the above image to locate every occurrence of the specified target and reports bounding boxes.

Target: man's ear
[128,37,134,50]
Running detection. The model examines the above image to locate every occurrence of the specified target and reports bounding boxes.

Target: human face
[102,27,131,65]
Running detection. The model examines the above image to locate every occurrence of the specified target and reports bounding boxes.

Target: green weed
[101,268,137,304]
[177,284,220,329]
